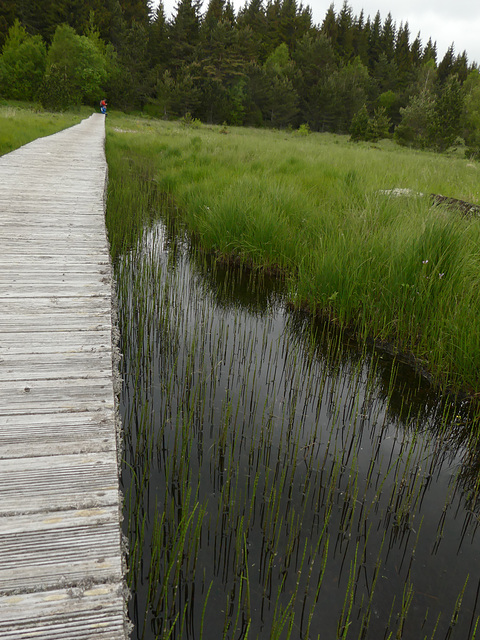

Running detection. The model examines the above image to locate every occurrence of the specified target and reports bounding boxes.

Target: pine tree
[169,0,201,72]
[197,9,247,123]
[201,0,226,37]
[321,4,337,45]
[148,2,169,68]
[335,0,354,61]
[437,44,455,85]
[263,0,282,53]
[451,51,469,83]
[352,10,368,65]
[237,0,267,61]
[410,33,423,68]
[395,89,435,147]
[423,38,437,64]
[430,76,464,150]
[278,0,312,52]
[119,0,150,27]
[395,22,412,89]
[381,13,395,61]
[292,32,337,129]
[367,11,382,69]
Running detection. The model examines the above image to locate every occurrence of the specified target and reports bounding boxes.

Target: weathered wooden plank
[0,352,114,380]
[0,377,115,416]
[0,452,119,514]
[0,317,112,334]
[0,285,110,298]
[0,584,127,640]
[0,329,112,355]
[0,507,123,591]
[0,412,116,458]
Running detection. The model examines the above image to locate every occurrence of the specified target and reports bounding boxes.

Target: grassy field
[1,103,478,398]
[105,112,480,400]
[0,101,90,156]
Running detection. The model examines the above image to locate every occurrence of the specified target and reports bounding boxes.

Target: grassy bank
[0,102,90,156]
[106,112,480,400]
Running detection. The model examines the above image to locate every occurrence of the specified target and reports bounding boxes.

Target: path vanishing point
[0,114,129,639]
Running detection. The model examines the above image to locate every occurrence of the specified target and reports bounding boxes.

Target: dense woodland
[1,0,480,152]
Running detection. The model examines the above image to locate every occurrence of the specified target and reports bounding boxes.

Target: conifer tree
[119,0,150,26]
[237,0,267,61]
[423,38,437,64]
[367,11,382,69]
[169,0,201,72]
[335,0,354,61]
[410,33,423,68]
[321,4,337,45]
[352,10,369,65]
[292,32,337,129]
[380,13,395,61]
[148,2,169,69]
[452,51,469,83]
[437,44,455,85]
[430,76,464,150]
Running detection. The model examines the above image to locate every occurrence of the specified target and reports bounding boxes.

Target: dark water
[117,221,480,640]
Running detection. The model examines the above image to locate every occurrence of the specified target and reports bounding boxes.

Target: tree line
[1,0,480,154]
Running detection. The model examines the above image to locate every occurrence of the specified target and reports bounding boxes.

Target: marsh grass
[105,113,480,398]
[115,215,480,640]
[0,101,89,156]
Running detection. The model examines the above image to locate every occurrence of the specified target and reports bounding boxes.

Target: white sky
[152,0,480,65]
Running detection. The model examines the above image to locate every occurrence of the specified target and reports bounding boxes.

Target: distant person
[100,99,107,115]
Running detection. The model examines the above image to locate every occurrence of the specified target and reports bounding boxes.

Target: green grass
[0,101,90,156]
[105,112,480,399]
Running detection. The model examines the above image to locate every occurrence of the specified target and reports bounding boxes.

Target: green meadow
[0,102,86,156]
[105,112,480,401]
[2,103,479,399]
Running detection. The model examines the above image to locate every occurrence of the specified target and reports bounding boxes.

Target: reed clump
[105,112,480,400]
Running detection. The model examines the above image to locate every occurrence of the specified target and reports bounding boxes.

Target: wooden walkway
[0,115,128,639]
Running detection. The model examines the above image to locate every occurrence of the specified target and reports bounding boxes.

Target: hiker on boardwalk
[100,98,107,114]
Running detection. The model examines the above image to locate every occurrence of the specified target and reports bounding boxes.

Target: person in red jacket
[100,99,107,114]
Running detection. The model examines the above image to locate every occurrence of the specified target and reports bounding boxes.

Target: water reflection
[117,220,480,640]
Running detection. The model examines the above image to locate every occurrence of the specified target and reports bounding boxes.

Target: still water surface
[118,220,480,640]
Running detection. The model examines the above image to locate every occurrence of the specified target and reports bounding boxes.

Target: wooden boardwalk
[0,115,129,639]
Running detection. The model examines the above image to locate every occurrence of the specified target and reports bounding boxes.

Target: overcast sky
[152,0,480,65]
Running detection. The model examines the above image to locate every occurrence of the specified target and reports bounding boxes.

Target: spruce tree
[335,0,354,61]
[367,11,382,69]
[437,44,455,85]
[148,2,169,69]
[380,13,395,61]
[423,38,437,64]
[169,0,201,73]
[321,4,337,45]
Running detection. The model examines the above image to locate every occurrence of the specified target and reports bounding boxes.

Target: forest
[1,0,480,153]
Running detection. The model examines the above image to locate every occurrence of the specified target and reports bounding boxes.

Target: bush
[181,112,202,128]
[349,104,370,141]
[350,105,390,142]
[295,123,311,136]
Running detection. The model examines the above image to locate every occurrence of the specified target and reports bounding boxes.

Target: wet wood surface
[0,114,128,639]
